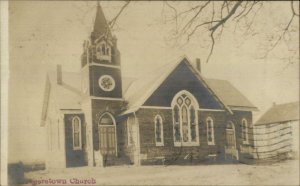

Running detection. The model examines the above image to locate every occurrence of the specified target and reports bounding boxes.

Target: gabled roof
[204,78,257,110]
[121,56,257,115]
[123,57,183,114]
[255,102,299,125]
[41,56,258,122]
[47,71,82,110]
[40,70,83,126]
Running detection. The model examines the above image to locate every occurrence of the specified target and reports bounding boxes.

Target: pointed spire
[91,1,111,42]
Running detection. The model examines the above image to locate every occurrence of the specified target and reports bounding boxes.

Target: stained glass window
[190,106,196,142]
[155,115,163,145]
[172,91,199,145]
[207,117,214,145]
[182,106,189,142]
[174,106,181,142]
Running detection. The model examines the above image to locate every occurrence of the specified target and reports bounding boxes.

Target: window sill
[174,142,200,147]
[73,147,82,151]
[208,142,215,146]
[155,143,164,147]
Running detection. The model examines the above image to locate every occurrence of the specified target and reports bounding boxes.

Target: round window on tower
[98,75,115,91]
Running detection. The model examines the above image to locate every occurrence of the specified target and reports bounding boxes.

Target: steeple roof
[91,2,112,41]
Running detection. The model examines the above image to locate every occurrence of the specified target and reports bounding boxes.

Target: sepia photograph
[2,0,300,185]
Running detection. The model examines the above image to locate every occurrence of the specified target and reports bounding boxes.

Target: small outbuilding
[254,102,299,160]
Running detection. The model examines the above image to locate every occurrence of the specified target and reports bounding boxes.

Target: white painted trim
[127,116,134,146]
[90,62,120,69]
[206,117,215,146]
[72,116,82,151]
[134,106,225,112]
[133,112,141,166]
[171,90,200,108]
[60,110,83,114]
[154,115,164,146]
[140,106,171,110]
[172,91,200,146]
[199,108,225,112]
[91,96,124,101]
[98,75,115,91]
[230,106,258,111]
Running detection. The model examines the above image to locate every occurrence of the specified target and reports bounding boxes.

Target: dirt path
[25,160,299,185]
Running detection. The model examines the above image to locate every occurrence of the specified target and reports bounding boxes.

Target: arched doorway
[98,112,117,156]
[225,122,239,160]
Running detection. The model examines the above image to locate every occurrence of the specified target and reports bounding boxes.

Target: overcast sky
[8,1,299,163]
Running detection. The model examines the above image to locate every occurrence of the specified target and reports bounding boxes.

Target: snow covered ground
[25,160,299,185]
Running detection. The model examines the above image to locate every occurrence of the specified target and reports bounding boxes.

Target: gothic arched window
[206,117,215,145]
[154,115,164,146]
[72,116,82,150]
[172,90,199,146]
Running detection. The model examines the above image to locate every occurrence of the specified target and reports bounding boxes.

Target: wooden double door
[225,122,239,160]
[99,125,117,155]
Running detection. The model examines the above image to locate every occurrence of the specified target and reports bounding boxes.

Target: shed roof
[255,102,299,125]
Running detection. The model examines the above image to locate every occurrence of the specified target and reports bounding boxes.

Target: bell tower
[81,2,122,98]
[80,2,124,167]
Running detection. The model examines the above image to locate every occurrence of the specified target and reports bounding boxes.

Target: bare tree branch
[291,1,299,16]
[180,1,211,34]
[262,13,295,58]
[209,1,242,32]
[108,1,130,29]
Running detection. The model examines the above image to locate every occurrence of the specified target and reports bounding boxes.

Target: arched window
[99,113,115,126]
[241,119,249,144]
[106,47,110,55]
[172,90,199,146]
[102,44,106,55]
[154,115,164,146]
[72,116,82,150]
[206,117,215,145]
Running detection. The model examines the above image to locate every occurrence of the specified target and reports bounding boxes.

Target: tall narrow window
[182,106,189,142]
[102,44,106,55]
[206,117,215,145]
[174,105,181,142]
[242,119,249,144]
[72,116,82,150]
[172,90,199,146]
[106,48,110,55]
[154,115,164,146]
[190,106,196,142]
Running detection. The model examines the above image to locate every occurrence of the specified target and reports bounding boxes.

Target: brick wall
[135,108,254,164]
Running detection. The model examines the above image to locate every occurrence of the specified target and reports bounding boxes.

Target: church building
[41,4,258,168]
